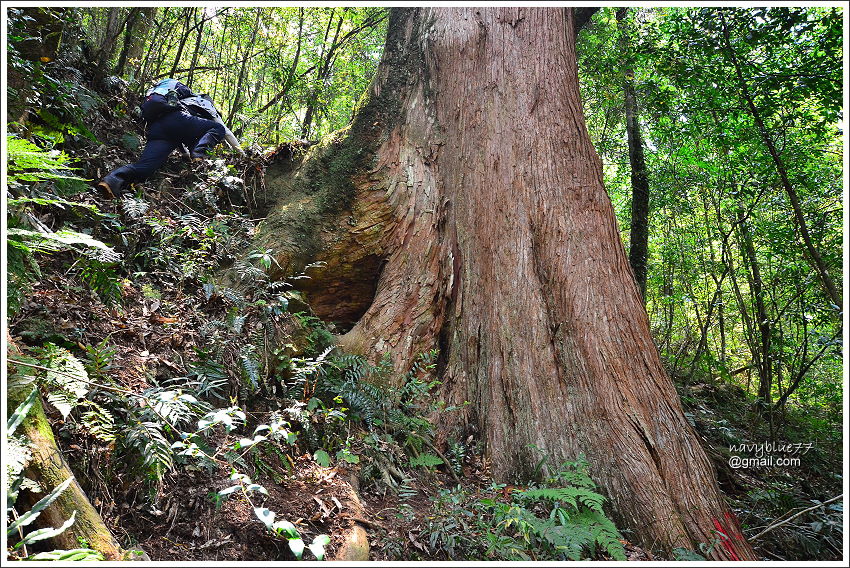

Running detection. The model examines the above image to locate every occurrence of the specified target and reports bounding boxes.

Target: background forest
[5,5,845,563]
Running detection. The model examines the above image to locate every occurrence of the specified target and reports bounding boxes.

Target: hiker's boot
[97,172,124,199]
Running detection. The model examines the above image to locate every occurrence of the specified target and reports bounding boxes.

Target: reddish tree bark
[256,7,755,559]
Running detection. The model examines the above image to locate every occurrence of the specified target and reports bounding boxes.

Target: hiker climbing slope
[98,78,240,198]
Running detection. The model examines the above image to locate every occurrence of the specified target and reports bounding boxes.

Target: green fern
[481,459,626,561]
[446,439,466,475]
[516,486,605,514]
[7,228,120,262]
[82,338,116,377]
[282,346,333,398]
[571,509,626,561]
[122,421,173,479]
[39,343,90,419]
[6,134,87,183]
[76,258,122,306]
[332,378,381,426]
[141,387,209,429]
[398,476,418,501]
[121,197,150,219]
[409,453,444,468]
[240,345,261,390]
[185,355,229,400]
[80,402,116,443]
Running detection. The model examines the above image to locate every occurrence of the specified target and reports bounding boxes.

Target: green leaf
[336,448,360,464]
[229,471,252,483]
[236,435,267,449]
[288,538,305,560]
[254,507,275,530]
[272,519,299,539]
[309,534,331,560]
[673,547,707,561]
[24,548,105,561]
[7,228,120,262]
[7,196,102,215]
[39,344,91,419]
[15,511,77,549]
[7,476,74,536]
[8,387,38,435]
[313,449,331,467]
[409,453,443,468]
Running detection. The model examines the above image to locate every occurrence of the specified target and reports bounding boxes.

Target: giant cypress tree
[256,8,756,559]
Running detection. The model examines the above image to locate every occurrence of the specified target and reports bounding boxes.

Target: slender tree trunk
[124,7,156,81]
[301,10,343,139]
[720,12,841,314]
[168,8,194,79]
[616,8,651,302]
[138,8,167,86]
[211,11,229,103]
[255,8,755,559]
[149,9,179,82]
[113,7,140,77]
[736,211,772,405]
[226,9,261,130]
[96,7,122,70]
[186,11,206,88]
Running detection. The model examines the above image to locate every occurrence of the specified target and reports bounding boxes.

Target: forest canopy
[79,6,388,143]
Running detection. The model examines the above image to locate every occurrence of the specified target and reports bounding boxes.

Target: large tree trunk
[255,7,755,560]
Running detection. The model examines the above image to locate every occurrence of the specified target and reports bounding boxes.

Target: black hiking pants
[102,110,226,194]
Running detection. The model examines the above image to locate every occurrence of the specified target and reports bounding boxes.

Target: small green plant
[5,133,124,313]
[180,411,330,561]
[409,453,444,469]
[673,547,708,560]
[477,458,626,561]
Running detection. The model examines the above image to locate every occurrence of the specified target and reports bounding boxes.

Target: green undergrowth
[672,369,842,560]
[376,457,626,561]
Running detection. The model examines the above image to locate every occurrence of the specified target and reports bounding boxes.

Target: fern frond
[80,402,116,443]
[141,387,208,429]
[122,421,173,479]
[185,357,229,400]
[571,510,626,561]
[219,287,246,307]
[517,487,605,514]
[178,214,205,234]
[40,344,89,419]
[240,346,261,390]
[398,476,418,501]
[76,259,122,306]
[121,197,149,219]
